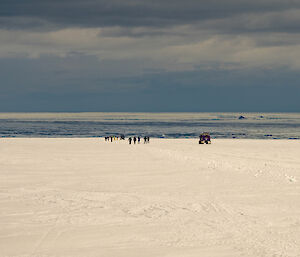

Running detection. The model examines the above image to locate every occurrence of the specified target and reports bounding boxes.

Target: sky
[0,0,300,112]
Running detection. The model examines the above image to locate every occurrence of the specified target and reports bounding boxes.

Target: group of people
[128,136,150,144]
[104,136,124,142]
[104,135,150,144]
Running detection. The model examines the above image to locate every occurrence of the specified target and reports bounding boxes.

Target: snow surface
[0,138,300,257]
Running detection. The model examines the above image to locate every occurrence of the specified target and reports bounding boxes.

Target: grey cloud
[1,1,300,75]
[1,55,300,112]
[1,0,300,31]
[1,1,300,112]
[195,9,300,35]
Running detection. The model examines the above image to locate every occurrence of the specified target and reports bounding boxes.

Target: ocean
[0,112,299,139]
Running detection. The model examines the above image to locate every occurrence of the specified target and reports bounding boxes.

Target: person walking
[144,136,147,144]
[128,137,132,144]
[133,137,137,144]
[147,136,150,143]
[138,137,140,144]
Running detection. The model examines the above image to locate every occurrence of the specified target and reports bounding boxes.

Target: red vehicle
[199,132,211,144]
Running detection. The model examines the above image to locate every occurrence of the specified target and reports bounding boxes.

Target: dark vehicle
[199,132,211,144]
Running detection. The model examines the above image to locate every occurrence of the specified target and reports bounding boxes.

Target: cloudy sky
[0,0,300,112]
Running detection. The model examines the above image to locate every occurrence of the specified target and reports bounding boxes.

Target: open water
[0,112,299,139]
